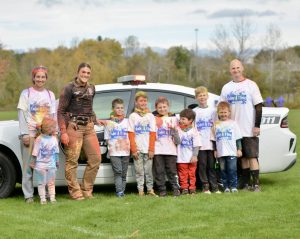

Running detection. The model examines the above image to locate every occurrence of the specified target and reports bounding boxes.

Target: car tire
[0,152,17,198]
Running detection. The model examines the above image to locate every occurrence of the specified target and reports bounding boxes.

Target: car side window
[143,91,185,113]
[93,90,131,119]
[186,96,198,109]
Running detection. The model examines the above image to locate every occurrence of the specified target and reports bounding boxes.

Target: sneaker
[40,200,47,205]
[181,189,189,195]
[202,189,211,194]
[25,197,34,204]
[116,192,124,198]
[173,189,181,197]
[50,199,57,204]
[189,189,196,195]
[224,188,230,193]
[213,190,222,194]
[159,191,167,197]
[147,189,158,197]
[253,185,261,192]
[138,191,145,196]
[242,184,252,191]
[231,188,238,193]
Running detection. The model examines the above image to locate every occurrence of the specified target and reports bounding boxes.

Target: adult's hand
[61,133,69,146]
[22,135,30,147]
[253,127,260,137]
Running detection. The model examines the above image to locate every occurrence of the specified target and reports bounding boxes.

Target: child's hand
[148,151,154,160]
[237,149,243,158]
[22,135,30,147]
[190,156,198,163]
[132,152,139,160]
[214,150,217,158]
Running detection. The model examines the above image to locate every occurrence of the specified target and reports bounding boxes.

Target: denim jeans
[110,156,130,193]
[219,156,237,189]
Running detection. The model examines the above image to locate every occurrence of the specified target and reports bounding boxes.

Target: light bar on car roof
[117,75,146,84]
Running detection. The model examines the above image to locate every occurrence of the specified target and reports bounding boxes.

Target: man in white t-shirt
[219,59,263,192]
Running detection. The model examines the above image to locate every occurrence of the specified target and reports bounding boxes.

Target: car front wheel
[0,152,17,198]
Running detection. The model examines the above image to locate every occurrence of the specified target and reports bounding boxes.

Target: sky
[0,0,299,52]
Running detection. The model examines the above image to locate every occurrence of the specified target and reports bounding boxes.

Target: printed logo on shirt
[40,144,57,158]
[30,101,50,114]
[135,123,150,135]
[196,118,213,131]
[157,127,171,138]
[226,91,247,104]
[180,135,193,148]
[216,128,233,141]
[110,128,128,140]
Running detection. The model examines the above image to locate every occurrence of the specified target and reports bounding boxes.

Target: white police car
[0,76,297,198]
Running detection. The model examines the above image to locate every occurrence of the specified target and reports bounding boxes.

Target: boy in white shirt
[104,98,130,197]
[212,102,242,193]
[128,91,157,196]
[153,96,180,197]
[193,86,219,194]
[177,109,201,195]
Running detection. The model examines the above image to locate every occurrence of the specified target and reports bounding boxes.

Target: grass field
[0,110,299,239]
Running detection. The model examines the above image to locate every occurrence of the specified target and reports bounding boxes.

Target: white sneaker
[224,188,230,193]
[231,188,238,193]
[203,190,211,194]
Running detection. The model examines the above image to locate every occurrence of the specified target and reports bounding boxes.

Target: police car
[0,75,297,198]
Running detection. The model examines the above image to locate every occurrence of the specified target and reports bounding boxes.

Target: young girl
[212,101,242,193]
[176,109,201,195]
[128,91,157,196]
[104,98,130,197]
[153,96,180,197]
[31,117,59,204]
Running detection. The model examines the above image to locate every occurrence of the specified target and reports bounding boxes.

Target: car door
[76,89,134,183]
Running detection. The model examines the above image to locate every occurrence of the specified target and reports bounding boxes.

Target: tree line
[1,22,300,110]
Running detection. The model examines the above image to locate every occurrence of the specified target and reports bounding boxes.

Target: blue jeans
[219,156,237,189]
[110,156,130,193]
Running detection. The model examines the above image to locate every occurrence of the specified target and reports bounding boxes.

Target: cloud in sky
[208,9,279,18]
[0,0,299,50]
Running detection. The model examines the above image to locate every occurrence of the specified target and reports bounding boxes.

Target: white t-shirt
[177,127,201,163]
[104,119,130,157]
[155,116,178,155]
[211,120,242,158]
[17,87,56,133]
[32,135,59,170]
[128,112,156,154]
[193,107,217,150]
[219,79,263,137]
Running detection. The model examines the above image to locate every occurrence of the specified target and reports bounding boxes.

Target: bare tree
[262,23,282,95]
[231,16,255,62]
[124,35,140,57]
[210,24,232,57]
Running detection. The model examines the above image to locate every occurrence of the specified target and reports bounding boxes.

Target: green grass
[0,110,299,239]
[0,111,18,120]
